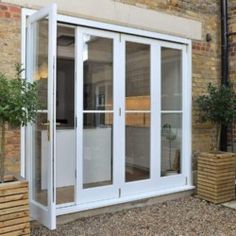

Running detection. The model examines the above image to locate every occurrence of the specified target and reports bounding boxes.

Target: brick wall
[0,1,222,176]
[0,3,21,177]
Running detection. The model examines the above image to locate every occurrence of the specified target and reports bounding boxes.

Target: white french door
[26,3,57,229]
[75,29,188,201]
[119,35,160,196]
[157,41,188,190]
[76,27,120,203]
[25,6,190,227]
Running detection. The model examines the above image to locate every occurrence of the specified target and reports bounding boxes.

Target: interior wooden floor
[36,167,149,205]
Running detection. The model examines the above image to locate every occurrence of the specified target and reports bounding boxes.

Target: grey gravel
[31,196,236,236]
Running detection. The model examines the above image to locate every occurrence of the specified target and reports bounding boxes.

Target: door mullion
[151,44,161,183]
[75,28,84,204]
[117,35,125,193]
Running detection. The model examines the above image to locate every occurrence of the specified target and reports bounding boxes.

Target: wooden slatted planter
[0,180,30,236]
[197,152,236,204]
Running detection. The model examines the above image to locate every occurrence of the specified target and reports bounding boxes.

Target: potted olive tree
[0,64,39,235]
[196,83,236,204]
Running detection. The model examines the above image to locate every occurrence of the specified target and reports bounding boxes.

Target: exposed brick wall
[0,3,21,177]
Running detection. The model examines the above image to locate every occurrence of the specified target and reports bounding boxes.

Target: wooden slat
[0,181,27,191]
[0,205,28,216]
[197,178,234,188]
[0,211,28,222]
[198,174,235,183]
[198,159,235,165]
[198,186,235,194]
[197,171,235,178]
[1,227,30,236]
[199,152,235,158]
[0,222,29,234]
[198,190,235,199]
[0,199,29,210]
[198,158,235,166]
[199,195,234,204]
[0,193,28,203]
[0,187,28,197]
[198,162,235,171]
[198,168,235,176]
[0,216,29,228]
[198,184,235,192]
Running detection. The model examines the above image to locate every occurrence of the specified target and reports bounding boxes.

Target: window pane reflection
[161,48,182,111]
[83,113,113,188]
[125,113,150,182]
[83,35,113,111]
[126,42,150,111]
[161,114,182,176]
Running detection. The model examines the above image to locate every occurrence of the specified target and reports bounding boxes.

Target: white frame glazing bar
[75,26,120,204]
[26,3,57,230]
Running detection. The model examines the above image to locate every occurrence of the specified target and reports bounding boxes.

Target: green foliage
[0,64,39,183]
[196,83,236,126]
[0,65,39,127]
[196,83,236,150]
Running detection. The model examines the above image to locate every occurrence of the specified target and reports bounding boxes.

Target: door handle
[41,121,50,141]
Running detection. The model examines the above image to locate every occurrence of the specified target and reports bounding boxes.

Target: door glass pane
[83,113,113,188]
[31,19,49,206]
[32,19,49,110]
[125,41,151,182]
[161,113,182,176]
[126,42,150,110]
[32,113,48,206]
[161,48,182,111]
[83,34,113,111]
[126,113,150,182]
[56,25,75,204]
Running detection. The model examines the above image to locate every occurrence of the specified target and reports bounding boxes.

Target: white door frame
[157,41,189,190]
[26,3,57,230]
[75,26,120,203]
[22,5,192,222]
[120,34,160,196]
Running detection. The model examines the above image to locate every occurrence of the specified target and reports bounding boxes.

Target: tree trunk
[216,124,222,151]
[0,122,6,183]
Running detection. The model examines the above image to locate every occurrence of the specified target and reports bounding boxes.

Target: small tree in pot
[0,64,39,183]
[196,83,236,203]
[196,83,236,151]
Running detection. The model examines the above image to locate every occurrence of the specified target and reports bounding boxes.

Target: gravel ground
[31,196,236,236]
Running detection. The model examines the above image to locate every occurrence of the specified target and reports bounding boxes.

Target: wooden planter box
[0,180,30,236]
[197,152,236,204]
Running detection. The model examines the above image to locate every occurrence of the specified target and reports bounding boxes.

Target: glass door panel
[83,34,113,188]
[125,41,151,182]
[83,113,113,189]
[161,47,182,177]
[158,44,187,189]
[121,35,157,196]
[56,25,76,205]
[26,3,57,230]
[76,27,119,203]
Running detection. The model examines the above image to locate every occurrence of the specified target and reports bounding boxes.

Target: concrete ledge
[56,189,194,225]
[3,0,202,40]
